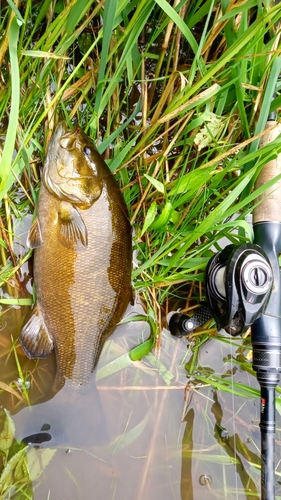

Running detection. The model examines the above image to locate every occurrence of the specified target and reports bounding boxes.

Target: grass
[0,0,281,498]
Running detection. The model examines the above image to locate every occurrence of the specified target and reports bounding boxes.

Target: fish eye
[83,146,91,156]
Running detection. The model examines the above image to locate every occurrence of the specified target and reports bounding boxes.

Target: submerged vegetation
[0,0,281,498]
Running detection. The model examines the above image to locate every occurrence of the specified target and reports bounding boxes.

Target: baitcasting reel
[169,243,273,338]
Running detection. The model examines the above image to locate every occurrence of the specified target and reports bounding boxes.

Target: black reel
[206,243,273,335]
[169,243,273,338]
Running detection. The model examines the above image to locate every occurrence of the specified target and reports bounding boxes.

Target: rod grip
[253,122,281,224]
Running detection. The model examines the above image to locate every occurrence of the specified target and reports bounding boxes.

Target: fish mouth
[56,122,85,151]
[53,121,69,139]
[52,121,86,142]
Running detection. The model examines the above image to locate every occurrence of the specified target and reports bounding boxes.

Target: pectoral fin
[58,201,88,248]
[20,305,54,359]
[27,217,43,249]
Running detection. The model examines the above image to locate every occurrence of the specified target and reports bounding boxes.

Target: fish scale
[20,123,132,392]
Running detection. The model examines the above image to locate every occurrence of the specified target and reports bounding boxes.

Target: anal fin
[20,304,53,359]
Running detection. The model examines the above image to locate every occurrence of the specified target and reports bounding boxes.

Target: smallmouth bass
[20,122,132,390]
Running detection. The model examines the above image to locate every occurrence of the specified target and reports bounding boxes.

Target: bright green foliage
[0,0,280,304]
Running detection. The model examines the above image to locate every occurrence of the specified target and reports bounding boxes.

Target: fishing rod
[168,113,281,499]
[252,113,281,500]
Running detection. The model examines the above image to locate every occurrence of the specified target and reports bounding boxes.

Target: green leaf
[249,57,281,156]
[144,174,165,193]
[169,210,180,224]
[27,447,56,482]
[97,98,142,155]
[164,6,281,118]
[21,50,70,59]
[6,0,25,23]
[218,0,258,21]
[145,352,174,385]
[140,201,158,236]
[96,314,157,379]
[0,447,29,495]
[213,219,254,242]
[149,201,173,230]
[0,410,15,455]
[123,314,157,360]
[168,167,215,197]
[99,0,154,116]
[108,136,140,173]
[96,352,133,381]
[0,17,21,191]
[129,337,155,361]
[34,0,53,28]
[196,375,259,398]
[95,0,118,111]
[66,0,95,34]
[0,298,33,306]
[154,0,198,54]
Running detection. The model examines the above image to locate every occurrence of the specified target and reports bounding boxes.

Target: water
[0,293,280,499]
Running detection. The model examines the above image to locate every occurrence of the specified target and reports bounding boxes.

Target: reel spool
[205,243,273,335]
[169,243,273,338]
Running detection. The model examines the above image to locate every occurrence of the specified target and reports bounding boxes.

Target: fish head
[43,122,104,206]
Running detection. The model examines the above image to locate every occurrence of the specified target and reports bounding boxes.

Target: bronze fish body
[20,122,132,391]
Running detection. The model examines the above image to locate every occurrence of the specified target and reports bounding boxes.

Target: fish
[20,122,132,392]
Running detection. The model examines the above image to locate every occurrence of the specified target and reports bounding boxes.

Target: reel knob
[205,244,273,335]
[242,259,272,296]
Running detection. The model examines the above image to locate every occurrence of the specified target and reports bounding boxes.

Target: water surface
[0,298,280,499]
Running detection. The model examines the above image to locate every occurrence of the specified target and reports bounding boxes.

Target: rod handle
[253,122,281,224]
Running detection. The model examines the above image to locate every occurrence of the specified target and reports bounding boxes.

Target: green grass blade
[94,0,118,112]
[0,17,21,190]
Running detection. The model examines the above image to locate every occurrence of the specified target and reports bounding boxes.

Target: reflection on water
[0,300,281,499]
